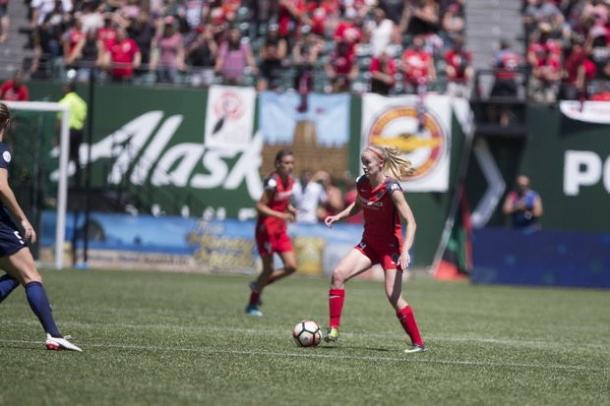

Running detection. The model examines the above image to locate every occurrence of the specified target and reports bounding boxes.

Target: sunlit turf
[1,269,609,405]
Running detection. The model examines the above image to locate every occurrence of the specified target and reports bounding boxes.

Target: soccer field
[0,270,608,405]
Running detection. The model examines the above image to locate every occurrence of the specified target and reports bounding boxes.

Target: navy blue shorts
[0,220,27,257]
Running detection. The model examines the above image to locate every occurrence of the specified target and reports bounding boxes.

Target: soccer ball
[292,320,322,347]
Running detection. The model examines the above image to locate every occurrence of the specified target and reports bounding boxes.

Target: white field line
[1,319,609,351]
[0,338,608,373]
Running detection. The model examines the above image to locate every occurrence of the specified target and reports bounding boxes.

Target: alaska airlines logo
[367,106,447,180]
[50,111,264,200]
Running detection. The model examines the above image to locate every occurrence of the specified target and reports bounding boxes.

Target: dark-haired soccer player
[245,149,298,317]
[0,102,81,351]
[323,145,426,353]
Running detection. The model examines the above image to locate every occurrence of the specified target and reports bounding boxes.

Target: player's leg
[325,248,373,342]
[265,249,296,285]
[383,267,425,352]
[0,248,81,351]
[253,232,295,288]
[0,272,19,303]
[246,254,274,317]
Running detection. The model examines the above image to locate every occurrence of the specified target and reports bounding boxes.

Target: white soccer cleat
[45,334,83,352]
[403,344,427,354]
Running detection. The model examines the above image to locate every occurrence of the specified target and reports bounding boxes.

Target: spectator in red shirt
[400,34,436,94]
[308,0,339,37]
[63,18,85,69]
[370,51,396,95]
[528,47,561,103]
[0,71,29,101]
[560,39,597,100]
[278,0,310,39]
[325,40,358,93]
[444,36,472,98]
[97,13,116,51]
[103,26,141,82]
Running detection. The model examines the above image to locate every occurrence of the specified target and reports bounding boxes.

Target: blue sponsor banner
[472,227,610,288]
[40,211,362,274]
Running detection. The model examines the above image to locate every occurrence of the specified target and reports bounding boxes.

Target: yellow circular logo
[367,106,446,180]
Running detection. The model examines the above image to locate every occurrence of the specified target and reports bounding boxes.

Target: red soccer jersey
[357,175,403,247]
[109,39,140,78]
[257,173,295,234]
[402,49,432,85]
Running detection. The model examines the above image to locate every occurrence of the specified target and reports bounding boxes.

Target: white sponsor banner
[204,85,256,148]
[361,94,453,192]
[560,101,610,125]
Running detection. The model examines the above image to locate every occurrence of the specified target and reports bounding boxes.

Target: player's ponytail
[367,145,415,180]
[0,103,11,138]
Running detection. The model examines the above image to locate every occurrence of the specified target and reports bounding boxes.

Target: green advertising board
[25,81,470,267]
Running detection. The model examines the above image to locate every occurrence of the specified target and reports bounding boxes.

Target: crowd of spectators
[522,0,610,102]
[18,0,470,95]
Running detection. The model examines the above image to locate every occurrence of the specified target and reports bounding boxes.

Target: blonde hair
[366,145,415,180]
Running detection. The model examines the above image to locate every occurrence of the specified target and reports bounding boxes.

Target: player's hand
[399,251,411,270]
[21,219,37,244]
[282,212,296,222]
[324,215,339,228]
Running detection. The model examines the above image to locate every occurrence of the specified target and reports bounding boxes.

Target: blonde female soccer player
[323,145,426,353]
[0,102,81,351]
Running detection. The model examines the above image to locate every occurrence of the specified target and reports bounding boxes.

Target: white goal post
[5,101,70,270]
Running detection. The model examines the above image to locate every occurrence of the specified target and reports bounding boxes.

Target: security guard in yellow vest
[58,82,87,184]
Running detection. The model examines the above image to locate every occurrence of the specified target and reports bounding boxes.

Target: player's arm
[324,199,362,227]
[255,189,293,221]
[0,169,36,243]
[391,190,417,269]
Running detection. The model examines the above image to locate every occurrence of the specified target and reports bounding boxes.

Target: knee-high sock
[397,305,424,346]
[248,290,261,307]
[0,274,19,303]
[25,282,62,338]
[328,289,345,328]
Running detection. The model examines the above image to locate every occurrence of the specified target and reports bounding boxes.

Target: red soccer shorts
[355,239,402,271]
[256,228,293,257]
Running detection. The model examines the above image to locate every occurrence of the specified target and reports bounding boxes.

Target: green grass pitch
[1,269,609,405]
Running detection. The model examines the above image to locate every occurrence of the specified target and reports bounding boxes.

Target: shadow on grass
[0,344,43,352]
[318,345,392,353]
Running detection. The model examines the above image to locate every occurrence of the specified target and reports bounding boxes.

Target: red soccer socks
[397,305,424,347]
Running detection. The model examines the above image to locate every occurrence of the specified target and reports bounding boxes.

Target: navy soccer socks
[25,281,62,338]
[0,273,19,303]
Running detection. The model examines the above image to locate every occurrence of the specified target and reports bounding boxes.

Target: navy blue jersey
[0,142,14,224]
[0,142,25,256]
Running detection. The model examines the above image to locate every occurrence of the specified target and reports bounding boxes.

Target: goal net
[4,101,70,270]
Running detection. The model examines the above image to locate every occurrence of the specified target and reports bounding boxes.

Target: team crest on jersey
[367,106,447,180]
[2,151,10,163]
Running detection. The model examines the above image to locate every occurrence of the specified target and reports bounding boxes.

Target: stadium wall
[26,81,470,269]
